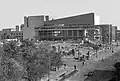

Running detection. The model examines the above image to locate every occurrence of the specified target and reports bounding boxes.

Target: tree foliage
[0,40,63,81]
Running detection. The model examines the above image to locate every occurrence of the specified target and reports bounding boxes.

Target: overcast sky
[0,0,120,30]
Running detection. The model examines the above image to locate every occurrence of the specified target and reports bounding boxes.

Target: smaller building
[20,24,24,31]
[111,26,117,42]
[0,26,23,40]
[116,30,120,41]
[16,25,19,31]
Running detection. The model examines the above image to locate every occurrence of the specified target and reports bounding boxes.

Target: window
[68,30,72,36]
[94,36,100,40]
[94,31,96,34]
[95,29,100,34]
[73,30,77,36]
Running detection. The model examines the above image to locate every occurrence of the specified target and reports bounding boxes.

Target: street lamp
[47,52,51,81]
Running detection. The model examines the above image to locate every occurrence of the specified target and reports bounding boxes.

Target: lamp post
[95,39,99,58]
[47,50,51,81]
[47,55,50,81]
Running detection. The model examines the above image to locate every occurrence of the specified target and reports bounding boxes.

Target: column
[66,30,68,37]
[66,30,68,40]
[77,30,79,37]
[77,30,79,40]
[72,30,73,40]
[84,29,87,36]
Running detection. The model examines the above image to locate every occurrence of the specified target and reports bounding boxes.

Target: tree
[113,62,120,80]
[20,39,63,80]
[19,40,50,81]
[108,62,120,81]
[0,41,24,81]
[0,39,63,81]
[50,51,63,69]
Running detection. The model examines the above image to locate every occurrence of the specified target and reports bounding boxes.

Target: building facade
[0,27,23,40]
[20,24,24,31]
[22,12,117,44]
[111,26,117,42]
[23,15,44,39]
[117,30,120,41]
[24,13,95,40]
[35,24,113,44]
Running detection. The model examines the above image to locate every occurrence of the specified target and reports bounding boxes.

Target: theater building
[23,12,116,44]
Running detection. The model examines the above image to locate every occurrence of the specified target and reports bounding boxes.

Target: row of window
[16,36,23,38]
[44,24,91,26]
[11,33,23,36]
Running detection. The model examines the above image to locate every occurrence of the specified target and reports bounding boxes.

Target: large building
[22,12,117,44]
[23,13,96,39]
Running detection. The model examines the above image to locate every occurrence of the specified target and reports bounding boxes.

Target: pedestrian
[82,55,85,59]
[74,65,77,70]
[112,49,114,53]
[72,49,75,56]
[64,64,66,69]
[86,55,89,60]
[57,66,59,70]
[96,54,97,58]
[86,51,90,60]
[116,42,118,47]
[82,61,84,66]
[102,58,104,61]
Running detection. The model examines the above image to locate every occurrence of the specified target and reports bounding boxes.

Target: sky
[0,0,120,30]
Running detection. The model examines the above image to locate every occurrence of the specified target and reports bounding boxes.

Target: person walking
[64,64,66,69]
[111,44,114,53]
[102,58,104,61]
[86,51,90,60]
[72,49,75,56]
[82,61,85,66]
[112,49,114,53]
[74,65,77,70]
[116,42,118,47]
